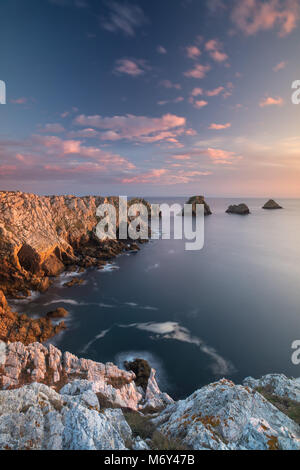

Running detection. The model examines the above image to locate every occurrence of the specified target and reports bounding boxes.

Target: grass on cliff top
[123,410,190,451]
[256,386,300,424]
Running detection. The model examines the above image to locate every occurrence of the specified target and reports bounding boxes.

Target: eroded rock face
[0,383,133,450]
[0,342,173,412]
[0,191,150,344]
[243,374,300,403]
[262,199,283,210]
[226,203,250,215]
[183,196,212,216]
[152,378,300,450]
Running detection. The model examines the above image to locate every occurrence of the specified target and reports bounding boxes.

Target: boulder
[262,199,283,210]
[226,203,250,215]
[46,307,69,319]
[183,196,212,216]
[124,358,151,391]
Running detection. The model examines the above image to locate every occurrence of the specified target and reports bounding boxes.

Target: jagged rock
[183,196,212,216]
[46,308,69,319]
[262,199,283,210]
[0,342,173,412]
[243,374,300,403]
[0,383,133,450]
[124,358,151,391]
[152,378,300,450]
[226,203,250,215]
[63,278,84,288]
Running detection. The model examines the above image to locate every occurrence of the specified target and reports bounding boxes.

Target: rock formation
[0,346,299,450]
[0,191,150,344]
[226,203,250,215]
[183,196,212,216]
[262,199,283,210]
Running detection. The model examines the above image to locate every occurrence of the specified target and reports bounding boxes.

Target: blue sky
[1,0,300,196]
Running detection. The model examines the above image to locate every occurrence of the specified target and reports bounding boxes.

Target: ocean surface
[11,198,300,400]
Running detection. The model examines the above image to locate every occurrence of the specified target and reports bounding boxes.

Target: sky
[0,0,300,197]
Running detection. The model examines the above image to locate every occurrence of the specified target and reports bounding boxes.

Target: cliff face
[0,191,143,344]
[0,342,299,450]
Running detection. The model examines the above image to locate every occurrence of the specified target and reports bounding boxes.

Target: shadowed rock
[183,196,212,216]
[262,199,283,210]
[46,307,69,319]
[226,203,250,215]
[124,358,151,392]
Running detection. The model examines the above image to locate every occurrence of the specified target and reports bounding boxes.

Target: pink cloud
[206,147,240,164]
[231,0,300,37]
[184,64,211,79]
[121,168,211,185]
[273,60,287,71]
[194,100,208,109]
[259,96,284,107]
[205,39,228,62]
[186,45,201,59]
[0,165,17,175]
[191,87,203,97]
[206,86,225,97]
[74,113,186,144]
[114,58,149,76]
[10,97,27,105]
[209,122,232,130]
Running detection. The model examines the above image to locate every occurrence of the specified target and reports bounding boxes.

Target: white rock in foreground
[152,379,300,450]
[243,374,300,403]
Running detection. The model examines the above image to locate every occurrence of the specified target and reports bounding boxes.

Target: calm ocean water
[12,198,300,400]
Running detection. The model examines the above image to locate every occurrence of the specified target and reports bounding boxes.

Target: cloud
[206,147,240,164]
[231,0,300,37]
[39,123,65,133]
[157,97,184,106]
[100,1,148,36]
[185,45,201,59]
[273,60,287,71]
[74,113,186,144]
[209,123,231,130]
[205,39,228,62]
[121,168,211,185]
[157,45,167,54]
[193,100,208,109]
[184,63,211,78]
[206,86,225,96]
[114,58,149,76]
[160,80,181,90]
[191,87,203,96]
[259,96,284,107]
[10,97,28,105]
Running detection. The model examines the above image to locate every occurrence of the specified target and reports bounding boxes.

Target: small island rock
[183,196,212,216]
[226,203,250,215]
[262,199,283,210]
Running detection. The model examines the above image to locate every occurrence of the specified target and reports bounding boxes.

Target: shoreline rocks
[226,203,250,215]
[263,199,283,210]
[46,307,69,319]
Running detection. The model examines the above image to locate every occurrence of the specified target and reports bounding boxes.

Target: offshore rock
[226,203,250,215]
[262,199,283,210]
[183,196,212,216]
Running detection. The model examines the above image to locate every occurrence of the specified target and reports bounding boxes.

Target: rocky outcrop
[226,203,250,215]
[152,378,300,450]
[124,358,151,392]
[262,199,283,210]
[244,374,300,403]
[0,292,66,345]
[0,342,173,412]
[46,307,69,319]
[0,191,150,344]
[0,359,299,450]
[183,196,212,216]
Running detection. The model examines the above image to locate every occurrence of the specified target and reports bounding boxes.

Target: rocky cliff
[0,191,144,344]
[0,342,299,450]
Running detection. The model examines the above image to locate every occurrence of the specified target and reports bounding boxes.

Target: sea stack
[183,196,212,216]
[262,199,283,210]
[226,203,250,215]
